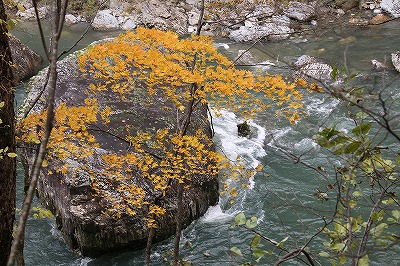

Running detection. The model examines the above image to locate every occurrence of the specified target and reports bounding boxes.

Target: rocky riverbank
[8,0,400,43]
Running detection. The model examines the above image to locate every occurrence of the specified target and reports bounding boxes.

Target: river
[11,19,400,266]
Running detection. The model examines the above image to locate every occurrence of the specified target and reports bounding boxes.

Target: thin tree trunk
[145,226,155,266]
[7,1,68,265]
[0,0,16,265]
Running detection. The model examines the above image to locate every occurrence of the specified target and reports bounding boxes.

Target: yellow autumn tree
[76,26,308,218]
[19,27,311,264]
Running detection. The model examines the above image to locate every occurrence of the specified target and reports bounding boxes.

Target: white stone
[188,25,197,33]
[381,0,400,18]
[188,10,200,26]
[337,9,345,16]
[392,52,400,72]
[64,14,79,25]
[121,18,137,30]
[92,10,120,31]
[244,20,256,28]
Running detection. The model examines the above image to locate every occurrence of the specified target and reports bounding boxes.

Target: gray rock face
[294,55,333,81]
[283,1,315,21]
[381,0,400,18]
[229,15,293,42]
[140,0,187,34]
[19,43,219,256]
[9,36,42,82]
[16,6,48,20]
[92,10,120,30]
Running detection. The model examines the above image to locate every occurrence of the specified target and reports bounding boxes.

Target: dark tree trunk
[0,0,16,265]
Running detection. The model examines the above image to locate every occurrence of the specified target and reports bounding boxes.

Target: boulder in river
[391,51,400,72]
[9,35,42,82]
[293,55,333,82]
[18,42,219,256]
[237,121,251,137]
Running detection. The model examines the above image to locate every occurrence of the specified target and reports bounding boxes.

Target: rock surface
[229,15,293,42]
[293,55,333,81]
[12,0,392,43]
[283,1,315,21]
[9,35,42,82]
[92,10,120,30]
[392,51,400,72]
[381,0,400,18]
[19,43,219,256]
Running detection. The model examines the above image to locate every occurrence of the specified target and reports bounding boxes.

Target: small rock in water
[371,59,388,70]
[391,52,400,72]
[237,121,251,137]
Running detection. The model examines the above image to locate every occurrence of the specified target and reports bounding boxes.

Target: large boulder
[19,42,219,256]
[293,55,333,81]
[9,36,42,82]
[381,0,400,18]
[91,10,120,30]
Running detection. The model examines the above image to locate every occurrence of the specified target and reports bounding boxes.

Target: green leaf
[334,136,350,144]
[331,242,345,251]
[6,19,16,30]
[253,249,266,261]
[230,246,242,257]
[235,212,246,225]
[17,4,26,12]
[391,210,400,221]
[319,251,330,258]
[0,101,4,108]
[330,65,338,80]
[352,122,372,136]
[42,160,48,167]
[250,234,261,248]
[345,141,361,154]
[359,254,369,266]
[344,72,358,83]
[7,152,17,158]
[370,223,388,238]
[246,216,257,229]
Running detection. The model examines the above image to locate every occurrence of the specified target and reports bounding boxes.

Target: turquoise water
[12,20,400,265]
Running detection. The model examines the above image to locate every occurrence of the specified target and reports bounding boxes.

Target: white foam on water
[211,109,267,189]
[212,110,266,167]
[306,97,340,117]
[215,43,230,50]
[200,204,234,223]
[77,257,93,266]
